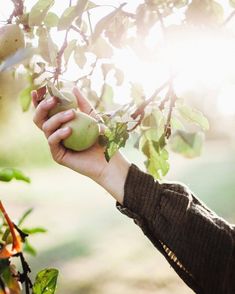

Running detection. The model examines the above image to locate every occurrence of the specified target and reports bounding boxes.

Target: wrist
[95,151,131,204]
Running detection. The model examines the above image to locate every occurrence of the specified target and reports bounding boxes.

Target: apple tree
[0,0,234,293]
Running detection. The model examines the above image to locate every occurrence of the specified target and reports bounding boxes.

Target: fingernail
[60,127,70,134]
[63,109,74,116]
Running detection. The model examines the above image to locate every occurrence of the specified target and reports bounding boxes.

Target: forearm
[117,164,235,294]
[94,151,131,204]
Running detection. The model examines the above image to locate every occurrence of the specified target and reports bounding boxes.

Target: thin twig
[156,6,166,36]
[87,10,93,35]
[74,58,98,83]
[164,82,177,139]
[222,10,235,26]
[17,252,32,294]
[131,77,174,120]
[95,80,106,110]
[54,28,71,84]
[127,112,144,132]
[7,0,24,23]
[70,25,89,45]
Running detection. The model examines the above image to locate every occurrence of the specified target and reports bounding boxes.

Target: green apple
[62,111,100,151]
[46,90,100,151]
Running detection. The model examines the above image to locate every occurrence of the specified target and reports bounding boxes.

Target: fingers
[31,90,39,108]
[33,97,57,129]
[73,87,93,114]
[47,127,72,164]
[73,87,101,121]
[31,86,47,107]
[42,109,75,138]
[48,127,71,147]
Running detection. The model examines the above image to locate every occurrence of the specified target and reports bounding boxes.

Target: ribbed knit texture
[116,164,235,294]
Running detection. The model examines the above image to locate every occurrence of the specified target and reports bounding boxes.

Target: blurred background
[1,0,235,293]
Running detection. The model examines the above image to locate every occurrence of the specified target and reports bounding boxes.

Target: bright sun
[1,1,235,116]
[113,24,235,116]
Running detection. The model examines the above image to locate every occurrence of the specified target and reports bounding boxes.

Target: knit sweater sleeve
[116,164,235,294]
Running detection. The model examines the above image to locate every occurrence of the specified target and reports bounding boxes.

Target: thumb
[73,87,102,122]
[73,87,94,114]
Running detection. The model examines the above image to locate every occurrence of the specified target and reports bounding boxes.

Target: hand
[32,87,130,204]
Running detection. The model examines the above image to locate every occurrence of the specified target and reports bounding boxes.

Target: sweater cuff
[116,164,160,221]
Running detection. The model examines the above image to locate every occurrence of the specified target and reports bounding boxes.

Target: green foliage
[18,208,34,226]
[44,12,59,28]
[230,0,235,8]
[0,0,221,180]
[170,130,204,158]
[1,0,233,292]
[29,0,55,27]
[140,134,169,179]
[102,121,129,162]
[92,5,125,42]
[0,168,30,183]
[176,102,209,131]
[32,268,59,294]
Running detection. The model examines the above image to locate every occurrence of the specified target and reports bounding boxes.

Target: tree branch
[7,0,24,24]
[70,25,89,46]
[74,58,98,83]
[131,77,173,120]
[16,252,32,294]
[164,82,177,139]
[54,28,71,84]
[87,10,93,35]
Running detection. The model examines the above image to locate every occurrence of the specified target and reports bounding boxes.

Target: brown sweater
[116,164,235,294]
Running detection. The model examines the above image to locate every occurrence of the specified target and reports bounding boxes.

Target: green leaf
[29,0,55,26]
[33,268,59,294]
[170,130,204,158]
[18,208,33,226]
[74,46,87,68]
[24,239,37,256]
[92,5,124,42]
[174,0,189,8]
[177,103,209,131]
[0,168,30,183]
[130,82,145,105]
[19,85,33,112]
[141,137,169,179]
[103,122,129,161]
[57,6,77,31]
[38,28,58,66]
[101,83,114,107]
[230,0,235,8]
[44,12,59,28]
[141,109,165,139]
[101,63,113,78]
[58,0,88,30]
[22,227,47,235]
[64,39,77,66]
[171,116,185,131]
[90,37,113,58]
[86,1,97,10]
[46,81,70,101]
